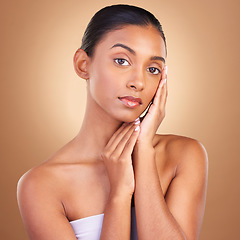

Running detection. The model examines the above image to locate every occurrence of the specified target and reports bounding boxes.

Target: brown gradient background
[1,0,239,239]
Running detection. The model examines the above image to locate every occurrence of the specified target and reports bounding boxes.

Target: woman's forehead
[96,25,166,57]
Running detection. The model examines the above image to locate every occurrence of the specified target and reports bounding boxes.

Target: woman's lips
[118,96,142,108]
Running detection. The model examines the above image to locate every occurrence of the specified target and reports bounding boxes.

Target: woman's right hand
[101,120,140,198]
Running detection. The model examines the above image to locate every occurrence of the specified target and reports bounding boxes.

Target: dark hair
[80,4,166,57]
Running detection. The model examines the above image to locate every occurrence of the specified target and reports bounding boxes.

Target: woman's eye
[147,67,161,75]
[114,58,130,66]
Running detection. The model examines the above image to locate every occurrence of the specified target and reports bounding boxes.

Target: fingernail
[160,78,166,87]
[134,120,140,125]
[165,65,168,74]
[135,125,140,131]
[134,118,140,125]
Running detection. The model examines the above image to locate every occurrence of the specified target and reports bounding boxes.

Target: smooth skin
[17,25,208,240]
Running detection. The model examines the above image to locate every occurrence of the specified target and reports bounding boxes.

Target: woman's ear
[73,48,90,80]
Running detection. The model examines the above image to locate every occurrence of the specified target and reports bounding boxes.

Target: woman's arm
[99,193,132,240]
[17,169,78,240]
[17,122,139,240]
[133,138,208,240]
[100,121,140,240]
[133,65,208,239]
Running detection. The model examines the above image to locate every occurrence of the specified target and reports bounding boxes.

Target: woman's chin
[115,114,141,123]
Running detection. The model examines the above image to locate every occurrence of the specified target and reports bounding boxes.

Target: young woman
[17,4,208,240]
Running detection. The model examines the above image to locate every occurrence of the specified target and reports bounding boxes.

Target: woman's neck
[72,94,123,162]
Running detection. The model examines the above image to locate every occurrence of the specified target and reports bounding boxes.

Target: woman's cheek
[149,82,159,99]
[143,90,154,109]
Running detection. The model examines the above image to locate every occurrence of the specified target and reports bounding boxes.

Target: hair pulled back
[81,4,166,57]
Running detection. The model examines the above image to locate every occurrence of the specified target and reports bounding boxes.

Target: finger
[159,78,168,110]
[152,79,165,107]
[106,116,140,147]
[158,65,168,109]
[110,123,139,159]
[120,126,140,160]
[103,123,133,161]
[106,122,130,148]
[161,65,168,81]
[105,119,139,153]
[153,65,167,107]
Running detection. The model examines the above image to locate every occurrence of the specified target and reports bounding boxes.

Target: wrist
[133,144,156,170]
[108,191,132,206]
[134,141,155,154]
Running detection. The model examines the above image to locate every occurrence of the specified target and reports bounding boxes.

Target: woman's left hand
[137,65,168,146]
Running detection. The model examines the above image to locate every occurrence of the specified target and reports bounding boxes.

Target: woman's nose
[126,71,145,91]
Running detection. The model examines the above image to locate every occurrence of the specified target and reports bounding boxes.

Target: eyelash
[147,67,161,75]
[114,58,130,66]
[114,58,161,75]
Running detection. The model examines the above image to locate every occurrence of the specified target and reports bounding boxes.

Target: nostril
[130,85,136,89]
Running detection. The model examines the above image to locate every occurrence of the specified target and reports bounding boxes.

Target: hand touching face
[137,65,168,145]
[85,25,166,123]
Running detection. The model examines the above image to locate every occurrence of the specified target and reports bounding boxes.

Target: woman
[17,4,208,240]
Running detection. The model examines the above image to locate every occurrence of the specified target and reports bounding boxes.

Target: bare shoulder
[17,153,108,223]
[153,134,208,239]
[17,142,86,201]
[154,134,208,168]
[17,162,65,214]
[17,158,87,207]
[17,157,91,239]
[18,162,56,187]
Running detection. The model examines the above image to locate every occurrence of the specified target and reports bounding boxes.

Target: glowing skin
[86,25,166,123]
[17,23,207,240]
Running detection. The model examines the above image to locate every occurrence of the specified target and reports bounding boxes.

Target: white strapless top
[70,207,138,240]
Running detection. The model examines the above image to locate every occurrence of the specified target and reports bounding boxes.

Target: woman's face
[87,25,166,122]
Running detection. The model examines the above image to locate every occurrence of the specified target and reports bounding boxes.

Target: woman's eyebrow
[110,43,165,63]
[110,43,136,55]
[150,56,165,64]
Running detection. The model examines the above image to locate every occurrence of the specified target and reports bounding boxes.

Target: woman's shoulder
[18,160,83,197]
[154,134,208,171]
[17,162,62,205]
[17,150,104,205]
[16,156,91,238]
[18,141,85,191]
[157,132,206,146]
[154,133,207,155]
